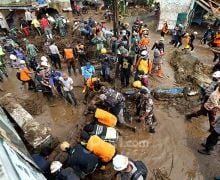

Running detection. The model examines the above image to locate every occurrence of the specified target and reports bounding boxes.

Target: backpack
[16,71,21,81]
[131,160,148,180]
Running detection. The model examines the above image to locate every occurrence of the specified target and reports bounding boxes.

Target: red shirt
[40,18,49,28]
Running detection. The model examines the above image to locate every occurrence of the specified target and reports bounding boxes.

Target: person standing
[113,154,148,180]
[136,88,156,133]
[31,17,41,36]
[49,41,62,69]
[81,62,95,82]
[59,73,77,106]
[182,33,190,52]
[161,20,168,37]
[25,9,32,26]
[40,16,53,39]
[63,44,76,75]
[189,32,197,51]
[198,116,220,155]
[186,82,220,131]
[26,41,38,70]
[153,47,163,77]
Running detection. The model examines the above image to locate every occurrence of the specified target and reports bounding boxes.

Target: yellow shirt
[31,19,40,28]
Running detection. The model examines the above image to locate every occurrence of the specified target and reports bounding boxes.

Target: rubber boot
[148,61,152,74]
[157,69,163,78]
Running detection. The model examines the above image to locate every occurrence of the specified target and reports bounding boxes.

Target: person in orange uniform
[19,60,35,90]
[161,20,168,37]
[139,34,151,49]
[182,33,190,52]
[213,29,220,48]
[63,44,76,75]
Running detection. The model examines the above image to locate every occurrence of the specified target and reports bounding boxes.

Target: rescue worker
[49,70,62,96]
[83,123,119,144]
[189,32,197,51]
[20,18,29,37]
[80,132,116,163]
[136,88,156,133]
[113,154,148,180]
[198,116,220,155]
[60,141,99,178]
[59,73,78,106]
[151,37,165,55]
[49,41,62,69]
[25,9,32,26]
[213,29,220,47]
[63,44,75,75]
[84,77,101,103]
[186,82,220,131]
[135,50,152,79]
[18,60,35,90]
[99,87,136,131]
[161,20,168,37]
[91,32,106,56]
[202,25,214,45]
[50,161,80,180]
[174,24,183,48]
[40,15,53,39]
[75,43,87,66]
[99,48,112,82]
[130,32,140,64]
[26,41,38,70]
[55,15,66,37]
[119,52,133,87]
[31,17,41,36]
[46,13,56,29]
[139,34,150,49]
[182,33,190,53]
[153,47,163,77]
[139,24,149,38]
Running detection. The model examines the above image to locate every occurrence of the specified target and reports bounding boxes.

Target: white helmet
[41,61,48,67]
[10,54,17,60]
[19,60,26,64]
[212,71,220,78]
[50,161,63,173]
[193,31,198,35]
[40,56,48,62]
[141,50,148,57]
[113,155,129,171]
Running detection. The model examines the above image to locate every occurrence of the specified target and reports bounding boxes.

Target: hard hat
[40,56,48,62]
[41,61,48,67]
[50,161,63,173]
[60,141,70,151]
[101,48,107,54]
[10,54,17,60]
[140,88,150,94]
[121,30,126,35]
[212,71,220,78]
[141,50,148,56]
[133,31,138,36]
[159,37,164,42]
[193,31,198,35]
[133,80,142,88]
[184,33,189,36]
[124,23,129,27]
[19,60,26,64]
[113,155,129,171]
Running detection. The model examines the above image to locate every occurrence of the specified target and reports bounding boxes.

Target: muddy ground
[0,7,220,180]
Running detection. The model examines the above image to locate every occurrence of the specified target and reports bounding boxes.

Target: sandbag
[95,108,117,127]
[86,135,115,162]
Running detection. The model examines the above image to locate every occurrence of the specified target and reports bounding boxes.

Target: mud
[0,7,219,180]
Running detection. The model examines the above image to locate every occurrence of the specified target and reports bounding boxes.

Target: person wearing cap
[50,161,80,180]
[151,37,165,55]
[139,24,149,38]
[49,41,62,69]
[189,32,197,51]
[198,116,220,155]
[161,20,168,37]
[186,82,220,131]
[37,61,51,89]
[113,154,148,180]
[136,88,156,133]
[99,48,112,82]
[135,50,152,77]
[63,44,76,75]
[59,73,78,106]
[19,60,35,90]
[182,33,190,52]
[59,142,99,178]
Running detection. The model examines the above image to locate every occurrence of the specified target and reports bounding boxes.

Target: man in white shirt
[25,10,32,26]
[59,73,77,106]
[49,41,62,69]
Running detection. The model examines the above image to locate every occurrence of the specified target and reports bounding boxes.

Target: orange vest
[64,48,74,60]
[162,23,167,33]
[20,68,30,81]
[183,36,190,48]
[214,33,220,47]
[86,135,115,162]
[139,37,150,47]
[95,108,117,127]
[86,77,98,89]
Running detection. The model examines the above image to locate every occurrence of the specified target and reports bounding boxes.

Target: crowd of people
[0,3,220,179]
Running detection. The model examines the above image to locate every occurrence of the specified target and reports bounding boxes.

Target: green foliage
[136,0,154,6]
